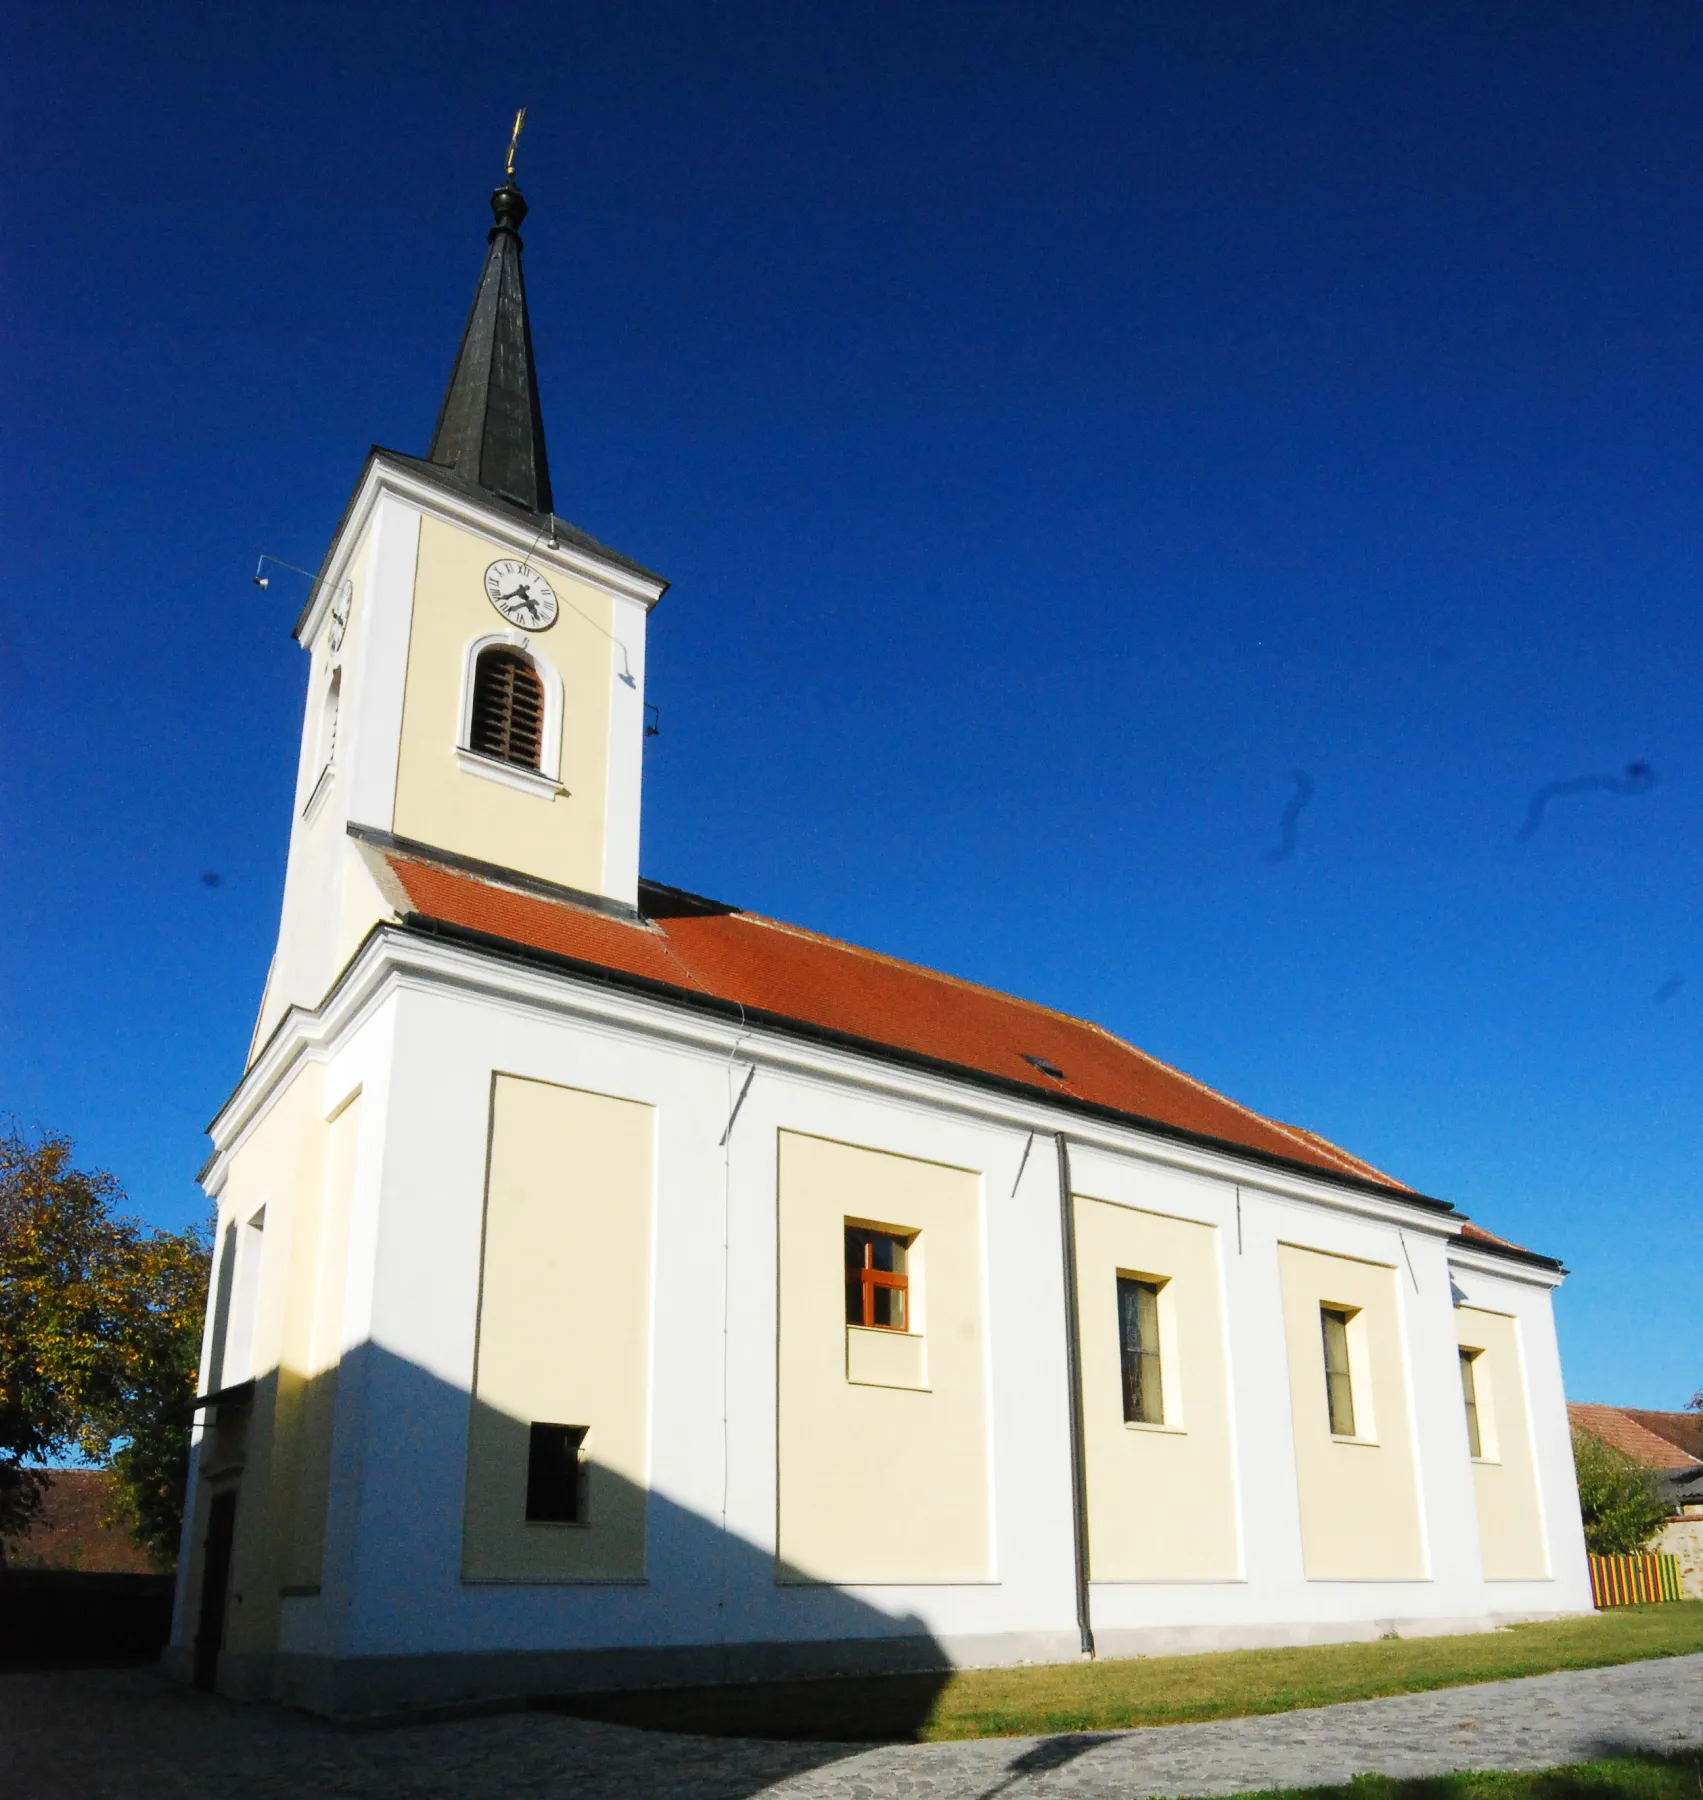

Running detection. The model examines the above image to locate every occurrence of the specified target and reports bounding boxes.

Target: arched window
[469,647,545,769]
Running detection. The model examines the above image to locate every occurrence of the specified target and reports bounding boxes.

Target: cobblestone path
[2,1653,1698,1799]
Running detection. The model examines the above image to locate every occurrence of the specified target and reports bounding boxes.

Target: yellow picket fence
[1588,1551,1682,1606]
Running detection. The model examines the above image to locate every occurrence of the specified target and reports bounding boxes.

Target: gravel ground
[1,1653,1698,1800]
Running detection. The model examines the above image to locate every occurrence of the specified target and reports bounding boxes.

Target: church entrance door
[193,1488,238,1691]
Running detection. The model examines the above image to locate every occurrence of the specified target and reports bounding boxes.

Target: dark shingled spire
[427,179,554,515]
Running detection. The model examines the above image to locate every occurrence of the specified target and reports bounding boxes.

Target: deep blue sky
[2,3,1698,1407]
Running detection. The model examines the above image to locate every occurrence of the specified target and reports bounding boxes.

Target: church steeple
[427,174,554,515]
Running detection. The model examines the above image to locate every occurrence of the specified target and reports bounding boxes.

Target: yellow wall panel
[1074,1196,1240,1581]
[393,513,614,894]
[1456,1305,1549,1580]
[277,1088,360,1591]
[1278,1243,1426,1581]
[463,1074,655,1582]
[203,1064,326,1654]
[777,1131,989,1584]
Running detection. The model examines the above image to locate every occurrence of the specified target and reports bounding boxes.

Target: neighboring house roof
[1669,1465,1703,1510]
[0,1470,156,1574]
[1569,1402,1703,1469]
[354,831,1546,1262]
[1622,1408,1703,1463]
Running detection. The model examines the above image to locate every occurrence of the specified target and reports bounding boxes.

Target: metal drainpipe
[1055,1131,1095,1658]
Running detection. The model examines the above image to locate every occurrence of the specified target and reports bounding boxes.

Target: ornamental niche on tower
[250,168,667,1059]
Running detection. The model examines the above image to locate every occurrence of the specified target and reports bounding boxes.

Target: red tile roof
[1570,1403,1702,1468]
[368,839,1536,1254]
[1454,1219,1529,1253]
[0,1469,157,1573]
[1622,1408,1703,1462]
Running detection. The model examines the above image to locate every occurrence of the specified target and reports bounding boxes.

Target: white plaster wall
[1070,1152,1512,1646]
[273,999,397,1663]
[321,978,1084,1659]
[254,497,402,1056]
[601,588,649,908]
[215,931,1591,1671]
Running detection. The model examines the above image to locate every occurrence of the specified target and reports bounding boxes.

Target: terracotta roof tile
[1569,1402,1702,1468]
[1269,1122,1410,1188]
[377,846,1533,1253]
[1620,1409,1703,1464]
[1456,1220,1526,1252]
[0,1469,156,1573]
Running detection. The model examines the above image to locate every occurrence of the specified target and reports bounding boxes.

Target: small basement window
[1320,1306,1357,1438]
[1117,1276,1164,1425]
[470,646,545,769]
[525,1422,588,1523]
[845,1225,911,1331]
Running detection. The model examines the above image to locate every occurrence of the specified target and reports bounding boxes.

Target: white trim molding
[453,747,568,799]
[210,923,1491,1256]
[295,455,667,652]
[301,662,343,821]
[1446,1244,1564,1293]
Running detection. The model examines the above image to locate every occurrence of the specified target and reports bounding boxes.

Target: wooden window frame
[844,1225,912,1332]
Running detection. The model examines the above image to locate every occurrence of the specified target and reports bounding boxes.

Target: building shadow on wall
[187,1340,955,1779]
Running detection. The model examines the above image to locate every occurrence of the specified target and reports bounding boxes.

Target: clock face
[484,559,559,629]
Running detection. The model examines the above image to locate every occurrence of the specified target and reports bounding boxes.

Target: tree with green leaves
[0,1127,210,1567]
[1571,1425,1674,1556]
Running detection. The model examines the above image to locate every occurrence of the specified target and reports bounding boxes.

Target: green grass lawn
[1242,1754,1703,1800]
[542,1602,1703,1743]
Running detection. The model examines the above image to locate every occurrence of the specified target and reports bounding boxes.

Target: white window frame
[1117,1267,1188,1433]
[301,661,342,821]
[455,630,567,798]
[1458,1342,1501,1463]
[220,1203,267,1388]
[1320,1300,1379,1446]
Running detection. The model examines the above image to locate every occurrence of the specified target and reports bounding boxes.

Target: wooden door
[192,1489,237,1691]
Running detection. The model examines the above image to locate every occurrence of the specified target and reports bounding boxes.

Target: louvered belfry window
[470,647,545,769]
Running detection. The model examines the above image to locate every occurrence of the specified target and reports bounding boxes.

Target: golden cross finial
[506,108,526,181]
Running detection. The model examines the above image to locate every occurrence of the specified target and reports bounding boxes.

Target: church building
[169,169,1592,1717]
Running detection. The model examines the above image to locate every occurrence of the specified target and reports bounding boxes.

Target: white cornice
[295,456,667,650]
[205,926,1480,1250]
[1446,1241,1565,1291]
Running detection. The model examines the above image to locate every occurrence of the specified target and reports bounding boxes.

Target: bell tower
[251,161,668,1055]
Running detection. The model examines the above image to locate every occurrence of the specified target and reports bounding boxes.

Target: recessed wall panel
[1075,1196,1240,1581]
[1456,1305,1549,1580]
[777,1130,988,1584]
[1277,1242,1426,1581]
[463,1074,654,1581]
